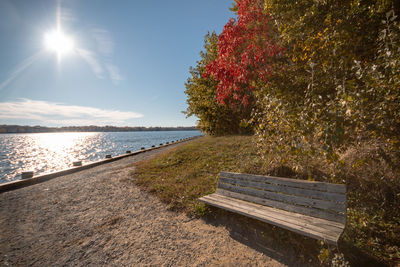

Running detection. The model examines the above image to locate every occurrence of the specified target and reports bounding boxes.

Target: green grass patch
[132,135,267,215]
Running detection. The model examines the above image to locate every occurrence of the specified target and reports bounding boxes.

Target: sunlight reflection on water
[0,131,200,183]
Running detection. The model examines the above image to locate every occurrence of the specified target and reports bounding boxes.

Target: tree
[184,32,252,135]
[204,0,283,107]
[254,0,400,164]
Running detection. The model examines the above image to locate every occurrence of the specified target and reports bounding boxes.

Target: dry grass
[336,142,400,264]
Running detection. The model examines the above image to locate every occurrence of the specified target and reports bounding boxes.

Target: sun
[44,30,74,57]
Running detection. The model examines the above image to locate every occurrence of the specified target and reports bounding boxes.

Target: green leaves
[256,0,400,161]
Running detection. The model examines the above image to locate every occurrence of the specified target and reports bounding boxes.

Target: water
[0,131,202,183]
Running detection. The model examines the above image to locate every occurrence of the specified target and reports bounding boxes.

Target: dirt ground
[0,142,301,266]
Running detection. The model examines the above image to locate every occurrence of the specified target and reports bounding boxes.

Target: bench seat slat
[216,189,345,227]
[204,193,344,235]
[218,182,346,223]
[221,172,346,194]
[199,193,343,245]
[219,177,346,204]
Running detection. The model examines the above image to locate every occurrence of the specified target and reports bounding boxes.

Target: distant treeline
[0,125,197,134]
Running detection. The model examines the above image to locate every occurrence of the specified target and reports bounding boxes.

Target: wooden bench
[199,172,346,245]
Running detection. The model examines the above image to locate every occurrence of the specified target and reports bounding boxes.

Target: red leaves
[204,0,283,106]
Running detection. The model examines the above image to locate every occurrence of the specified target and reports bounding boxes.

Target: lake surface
[0,131,202,183]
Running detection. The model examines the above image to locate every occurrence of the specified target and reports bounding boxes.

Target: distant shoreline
[0,125,198,134]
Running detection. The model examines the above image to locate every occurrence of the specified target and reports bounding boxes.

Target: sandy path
[0,142,291,266]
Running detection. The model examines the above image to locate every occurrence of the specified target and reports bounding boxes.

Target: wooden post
[73,161,82,167]
[21,171,34,179]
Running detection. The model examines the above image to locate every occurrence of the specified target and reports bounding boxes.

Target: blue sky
[0,0,234,127]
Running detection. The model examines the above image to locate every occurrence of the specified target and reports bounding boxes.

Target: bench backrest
[217,172,346,224]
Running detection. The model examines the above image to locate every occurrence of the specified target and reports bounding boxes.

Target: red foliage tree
[204,0,283,106]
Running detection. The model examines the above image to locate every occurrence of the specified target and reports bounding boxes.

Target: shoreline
[0,136,201,193]
[0,137,284,266]
[0,126,198,134]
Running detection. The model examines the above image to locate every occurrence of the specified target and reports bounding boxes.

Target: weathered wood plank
[209,193,344,232]
[218,182,346,223]
[216,189,346,227]
[210,192,344,232]
[199,194,342,245]
[220,172,346,194]
[198,171,347,244]
[219,177,346,204]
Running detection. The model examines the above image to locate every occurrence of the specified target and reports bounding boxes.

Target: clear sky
[0,0,234,127]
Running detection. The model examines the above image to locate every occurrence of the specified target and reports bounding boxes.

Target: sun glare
[44,30,74,57]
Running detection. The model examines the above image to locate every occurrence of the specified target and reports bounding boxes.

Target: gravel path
[0,142,291,266]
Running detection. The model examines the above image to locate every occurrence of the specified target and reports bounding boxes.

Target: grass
[130,135,399,266]
[132,135,267,215]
